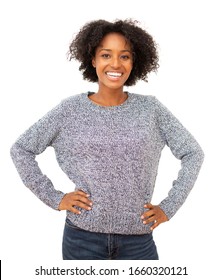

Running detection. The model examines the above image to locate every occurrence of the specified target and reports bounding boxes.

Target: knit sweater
[10,92,204,235]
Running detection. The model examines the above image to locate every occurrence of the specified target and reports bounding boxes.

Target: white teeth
[106,72,122,77]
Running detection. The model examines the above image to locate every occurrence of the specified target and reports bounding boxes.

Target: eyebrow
[98,48,132,53]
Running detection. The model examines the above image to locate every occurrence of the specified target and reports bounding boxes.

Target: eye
[101,53,111,59]
[120,55,131,61]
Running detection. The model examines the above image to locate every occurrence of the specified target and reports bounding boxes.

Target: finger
[74,190,90,197]
[141,209,155,219]
[144,203,154,209]
[142,215,156,225]
[72,194,93,206]
[72,200,92,211]
[150,221,159,231]
[68,206,81,215]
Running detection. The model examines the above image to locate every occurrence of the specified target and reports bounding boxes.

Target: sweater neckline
[85,91,133,109]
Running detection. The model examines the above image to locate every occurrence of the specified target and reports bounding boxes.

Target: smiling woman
[90,32,133,105]
[68,19,159,85]
[10,19,204,260]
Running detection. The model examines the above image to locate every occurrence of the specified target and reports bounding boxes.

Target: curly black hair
[68,19,159,86]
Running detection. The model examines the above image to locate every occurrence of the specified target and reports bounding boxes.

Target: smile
[106,72,123,78]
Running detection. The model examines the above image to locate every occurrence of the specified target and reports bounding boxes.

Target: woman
[10,19,204,260]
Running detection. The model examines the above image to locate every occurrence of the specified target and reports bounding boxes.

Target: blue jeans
[62,218,159,260]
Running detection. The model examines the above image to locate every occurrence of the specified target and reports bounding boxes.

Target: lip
[105,71,123,81]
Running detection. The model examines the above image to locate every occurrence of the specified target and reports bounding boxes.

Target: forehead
[98,32,131,50]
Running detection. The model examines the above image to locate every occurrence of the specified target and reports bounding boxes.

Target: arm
[10,102,66,210]
[155,97,204,219]
[141,97,204,228]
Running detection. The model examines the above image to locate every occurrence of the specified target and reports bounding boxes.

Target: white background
[0,0,221,279]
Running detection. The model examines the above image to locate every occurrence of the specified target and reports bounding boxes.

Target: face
[92,32,133,92]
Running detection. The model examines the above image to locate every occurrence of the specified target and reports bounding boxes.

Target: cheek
[127,63,133,74]
[127,60,133,70]
[93,58,107,69]
[130,60,133,69]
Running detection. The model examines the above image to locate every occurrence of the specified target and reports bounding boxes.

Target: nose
[110,56,121,68]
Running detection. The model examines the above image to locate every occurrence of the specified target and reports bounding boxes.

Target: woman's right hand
[58,190,93,214]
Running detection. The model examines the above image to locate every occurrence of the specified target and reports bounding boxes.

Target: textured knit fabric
[10,92,204,234]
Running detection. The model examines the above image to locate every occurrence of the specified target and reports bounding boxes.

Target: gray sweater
[10,92,204,234]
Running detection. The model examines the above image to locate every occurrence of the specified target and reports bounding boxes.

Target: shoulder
[57,92,88,112]
[60,93,85,106]
[133,93,171,110]
[130,93,160,109]
[131,92,158,102]
[42,93,87,120]
[129,93,174,121]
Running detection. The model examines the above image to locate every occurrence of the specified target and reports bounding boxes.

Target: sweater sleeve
[154,97,204,219]
[10,101,67,210]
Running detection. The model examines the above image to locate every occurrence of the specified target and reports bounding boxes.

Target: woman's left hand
[141,203,169,231]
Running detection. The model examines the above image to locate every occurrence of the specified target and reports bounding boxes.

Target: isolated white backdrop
[0,0,221,279]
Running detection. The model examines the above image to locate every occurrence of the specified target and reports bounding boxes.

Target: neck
[90,88,128,106]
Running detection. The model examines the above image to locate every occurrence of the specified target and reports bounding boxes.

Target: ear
[92,58,96,68]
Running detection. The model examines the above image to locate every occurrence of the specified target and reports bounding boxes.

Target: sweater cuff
[51,191,66,210]
[158,199,181,220]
